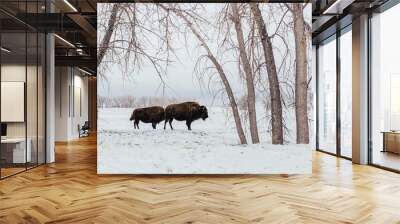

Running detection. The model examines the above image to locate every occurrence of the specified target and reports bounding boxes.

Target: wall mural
[97,3,313,174]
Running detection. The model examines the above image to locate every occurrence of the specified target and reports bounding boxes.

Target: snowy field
[98,107,312,174]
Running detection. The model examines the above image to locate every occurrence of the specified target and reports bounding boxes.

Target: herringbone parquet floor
[1,135,400,224]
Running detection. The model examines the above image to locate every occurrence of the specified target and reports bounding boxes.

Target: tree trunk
[230,3,260,144]
[292,4,309,144]
[167,5,248,144]
[250,3,284,145]
[97,4,119,67]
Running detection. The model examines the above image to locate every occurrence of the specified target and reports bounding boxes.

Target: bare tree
[250,3,284,144]
[160,4,247,144]
[97,3,119,68]
[97,3,177,85]
[287,4,310,144]
[230,3,260,144]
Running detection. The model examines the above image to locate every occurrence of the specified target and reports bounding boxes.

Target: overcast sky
[98,3,311,105]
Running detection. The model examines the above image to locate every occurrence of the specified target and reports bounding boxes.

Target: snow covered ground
[98,106,312,174]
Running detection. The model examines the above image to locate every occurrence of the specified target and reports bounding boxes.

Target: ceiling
[1,0,397,74]
[0,0,97,75]
[312,0,391,44]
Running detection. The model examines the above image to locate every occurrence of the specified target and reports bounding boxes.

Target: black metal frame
[336,27,341,158]
[315,44,319,151]
[0,0,47,180]
[367,10,373,166]
[0,18,2,179]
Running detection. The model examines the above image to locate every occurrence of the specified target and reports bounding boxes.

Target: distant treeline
[98,96,191,108]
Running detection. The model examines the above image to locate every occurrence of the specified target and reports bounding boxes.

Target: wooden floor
[1,136,400,223]
[0,167,26,178]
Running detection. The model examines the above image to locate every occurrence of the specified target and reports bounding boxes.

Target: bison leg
[186,120,192,131]
[135,120,140,129]
[169,119,174,130]
[164,119,167,130]
[152,122,156,129]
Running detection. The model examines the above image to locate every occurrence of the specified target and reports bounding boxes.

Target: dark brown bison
[164,102,208,130]
[130,106,165,129]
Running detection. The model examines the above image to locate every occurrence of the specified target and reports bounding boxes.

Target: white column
[352,14,369,164]
[45,0,56,163]
[46,32,55,163]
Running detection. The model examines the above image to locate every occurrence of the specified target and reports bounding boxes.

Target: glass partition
[316,26,353,159]
[340,28,352,158]
[27,31,38,169]
[1,31,28,177]
[317,36,337,154]
[0,1,46,179]
[370,4,400,171]
[38,32,45,165]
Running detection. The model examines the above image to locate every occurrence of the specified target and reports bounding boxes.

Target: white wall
[55,67,69,141]
[71,73,89,138]
[55,67,89,141]
[1,63,46,164]
[1,65,41,138]
[1,65,26,138]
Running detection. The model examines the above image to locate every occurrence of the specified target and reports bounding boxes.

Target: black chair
[79,121,90,138]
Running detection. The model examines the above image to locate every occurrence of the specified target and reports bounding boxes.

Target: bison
[130,106,165,129]
[164,102,208,130]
